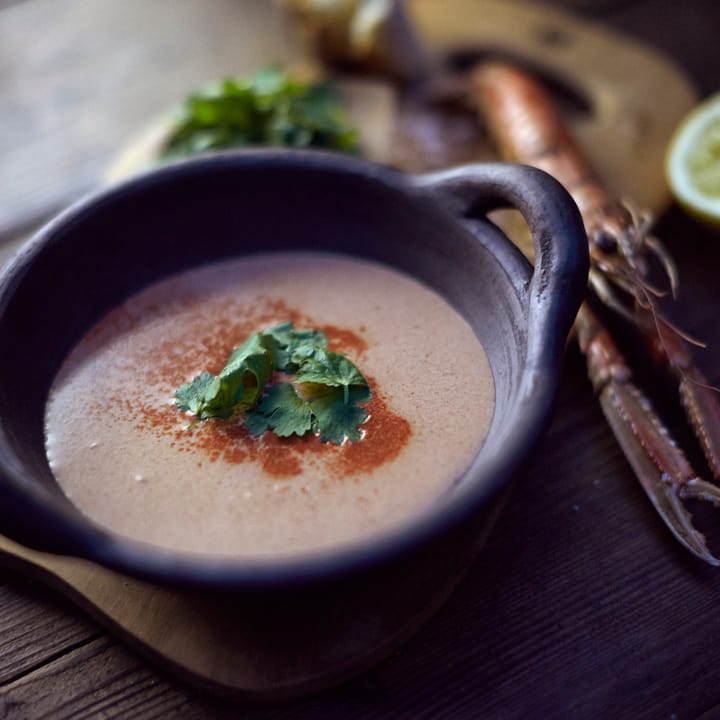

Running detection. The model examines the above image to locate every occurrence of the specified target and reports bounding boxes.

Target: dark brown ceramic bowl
[0,150,587,697]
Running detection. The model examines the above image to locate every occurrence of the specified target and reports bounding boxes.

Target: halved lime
[666,91,720,224]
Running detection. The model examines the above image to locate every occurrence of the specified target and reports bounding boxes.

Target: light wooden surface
[0,0,293,237]
[1,0,720,717]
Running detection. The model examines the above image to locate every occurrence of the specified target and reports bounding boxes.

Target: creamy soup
[45,252,495,557]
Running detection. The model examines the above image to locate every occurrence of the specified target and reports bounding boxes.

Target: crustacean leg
[577,304,720,565]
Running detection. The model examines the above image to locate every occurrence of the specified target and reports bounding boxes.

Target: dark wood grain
[1,1,719,718]
[0,638,195,719]
[0,578,99,686]
[590,0,720,94]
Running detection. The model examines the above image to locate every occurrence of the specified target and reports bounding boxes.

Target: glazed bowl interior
[0,151,540,586]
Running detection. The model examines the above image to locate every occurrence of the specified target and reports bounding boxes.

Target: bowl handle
[412,162,589,376]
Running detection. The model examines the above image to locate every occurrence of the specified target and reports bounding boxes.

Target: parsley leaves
[175,332,272,420]
[176,323,371,445]
[160,68,359,160]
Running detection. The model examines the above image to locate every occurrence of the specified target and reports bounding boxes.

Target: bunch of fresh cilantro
[160,68,359,159]
[176,322,371,445]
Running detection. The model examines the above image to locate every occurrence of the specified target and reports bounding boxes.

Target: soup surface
[45,252,495,557]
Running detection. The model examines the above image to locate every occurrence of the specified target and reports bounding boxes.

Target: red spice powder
[338,393,411,475]
[122,299,410,478]
[322,324,368,357]
[172,386,411,479]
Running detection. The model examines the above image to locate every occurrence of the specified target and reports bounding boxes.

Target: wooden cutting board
[1,0,698,701]
[407,0,697,214]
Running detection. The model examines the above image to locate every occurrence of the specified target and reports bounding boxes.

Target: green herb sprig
[161,68,359,159]
[175,322,371,445]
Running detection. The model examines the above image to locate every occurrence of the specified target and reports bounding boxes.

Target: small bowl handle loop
[412,162,588,397]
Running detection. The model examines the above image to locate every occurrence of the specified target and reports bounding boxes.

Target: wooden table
[1,1,720,717]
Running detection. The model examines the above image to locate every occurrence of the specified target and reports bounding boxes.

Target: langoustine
[471,61,720,565]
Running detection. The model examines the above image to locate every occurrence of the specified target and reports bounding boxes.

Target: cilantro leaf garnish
[294,347,369,404]
[175,322,371,444]
[176,332,272,419]
[245,382,314,438]
[160,68,359,160]
[310,388,371,444]
[261,321,328,372]
[175,371,216,418]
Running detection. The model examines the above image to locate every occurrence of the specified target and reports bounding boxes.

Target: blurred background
[1,0,717,258]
